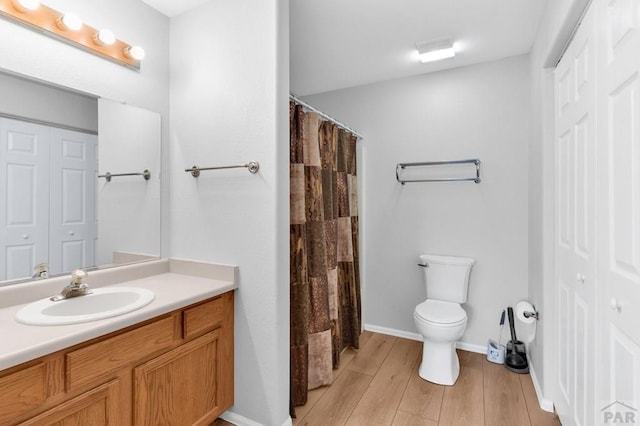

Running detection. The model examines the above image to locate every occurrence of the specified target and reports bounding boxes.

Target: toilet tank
[419,254,475,303]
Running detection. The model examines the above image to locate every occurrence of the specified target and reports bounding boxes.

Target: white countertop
[0,259,237,371]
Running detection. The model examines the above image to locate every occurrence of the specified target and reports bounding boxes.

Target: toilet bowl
[415,254,475,386]
[414,299,467,385]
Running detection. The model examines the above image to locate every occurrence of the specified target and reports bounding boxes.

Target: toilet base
[418,340,460,386]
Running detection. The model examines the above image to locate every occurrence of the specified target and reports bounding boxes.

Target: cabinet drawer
[66,315,179,391]
[183,297,224,339]
[0,363,47,425]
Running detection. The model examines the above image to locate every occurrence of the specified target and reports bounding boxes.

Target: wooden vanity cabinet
[0,291,234,426]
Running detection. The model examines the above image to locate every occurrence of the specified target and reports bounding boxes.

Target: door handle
[610,298,622,312]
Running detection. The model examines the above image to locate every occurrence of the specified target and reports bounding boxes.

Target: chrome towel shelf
[99,169,151,182]
[185,161,260,178]
[396,159,481,185]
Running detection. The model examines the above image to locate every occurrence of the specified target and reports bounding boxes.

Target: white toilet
[413,254,475,385]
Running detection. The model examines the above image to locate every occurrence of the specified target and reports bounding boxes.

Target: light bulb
[58,13,83,31]
[418,47,456,63]
[124,45,145,61]
[94,29,116,46]
[11,0,40,11]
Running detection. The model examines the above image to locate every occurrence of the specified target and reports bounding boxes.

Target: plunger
[505,307,528,372]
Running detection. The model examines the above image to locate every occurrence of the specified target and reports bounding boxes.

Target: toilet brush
[498,309,505,347]
[487,309,506,364]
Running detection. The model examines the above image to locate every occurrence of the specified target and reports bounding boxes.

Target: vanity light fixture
[94,29,116,46]
[11,0,39,12]
[124,45,145,61]
[416,38,456,63]
[57,12,82,31]
[0,0,144,70]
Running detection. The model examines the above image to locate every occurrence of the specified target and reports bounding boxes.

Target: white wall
[0,72,98,132]
[528,0,590,397]
[169,0,290,425]
[0,0,171,259]
[306,55,530,349]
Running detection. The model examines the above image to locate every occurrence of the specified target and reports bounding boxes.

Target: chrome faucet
[32,262,49,279]
[50,269,92,302]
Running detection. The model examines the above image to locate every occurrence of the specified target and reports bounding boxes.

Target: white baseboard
[219,410,262,426]
[363,323,486,354]
[529,362,555,413]
[455,341,487,354]
[364,323,422,341]
[219,410,292,426]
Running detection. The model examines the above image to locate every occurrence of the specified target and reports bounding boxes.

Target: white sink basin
[15,287,155,326]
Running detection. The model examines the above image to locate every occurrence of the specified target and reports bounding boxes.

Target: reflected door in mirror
[0,117,97,281]
[0,119,50,281]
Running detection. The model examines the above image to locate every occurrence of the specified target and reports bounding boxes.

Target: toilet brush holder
[487,339,505,364]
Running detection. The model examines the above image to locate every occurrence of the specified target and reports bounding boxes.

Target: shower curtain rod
[289,94,363,139]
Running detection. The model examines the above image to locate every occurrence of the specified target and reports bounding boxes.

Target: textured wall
[169,0,290,424]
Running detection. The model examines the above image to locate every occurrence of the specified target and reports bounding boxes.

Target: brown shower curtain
[290,102,361,407]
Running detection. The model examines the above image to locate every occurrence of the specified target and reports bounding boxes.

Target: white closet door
[48,128,98,275]
[0,118,50,281]
[554,3,597,425]
[596,0,640,420]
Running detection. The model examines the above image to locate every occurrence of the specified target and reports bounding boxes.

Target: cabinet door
[19,380,121,426]
[134,330,223,426]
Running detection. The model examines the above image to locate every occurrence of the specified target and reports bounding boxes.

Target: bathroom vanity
[0,259,236,425]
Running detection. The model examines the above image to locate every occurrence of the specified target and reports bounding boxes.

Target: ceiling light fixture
[416,38,456,63]
[0,0,144,69]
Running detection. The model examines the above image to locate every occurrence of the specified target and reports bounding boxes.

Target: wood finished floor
[292,331,561,426]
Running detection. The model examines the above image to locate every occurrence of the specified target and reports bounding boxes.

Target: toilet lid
[415,300,467,324]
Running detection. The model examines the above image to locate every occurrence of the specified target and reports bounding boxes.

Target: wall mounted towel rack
[99,169,151,182]
[396,159,481,184]
[185,161,260,178]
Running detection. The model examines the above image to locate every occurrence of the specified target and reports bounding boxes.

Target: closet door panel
[0,118,50,281]
[597,0,640,419]
[609,76,640,279]
[49,128,97,275]
[609,326,640,404]
[574,114,592,259]
[557,281,572,406]
[558,129,573,249]
[554,3,597,424]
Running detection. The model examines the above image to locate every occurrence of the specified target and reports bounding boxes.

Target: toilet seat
[415,299,467,325]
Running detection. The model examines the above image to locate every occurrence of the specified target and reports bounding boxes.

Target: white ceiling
[139,0,209,17]
[290,0,548,96]
[138,0,548,96]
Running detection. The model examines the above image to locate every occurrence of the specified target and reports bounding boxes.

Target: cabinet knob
[69,231,75,236]
[22,234,29,240]
[610,298,622,312]
[576,273,586,284]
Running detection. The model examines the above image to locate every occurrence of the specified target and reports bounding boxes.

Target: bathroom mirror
[0,70,161,286]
